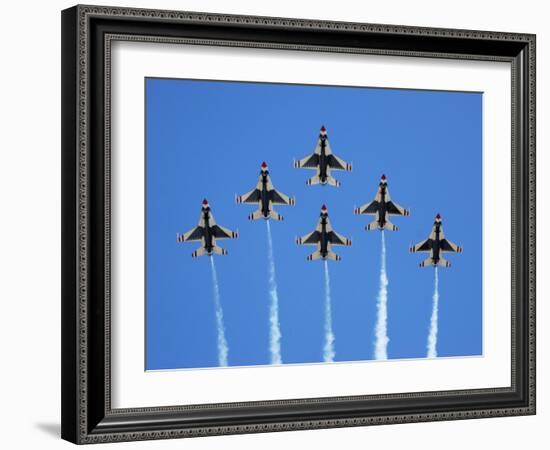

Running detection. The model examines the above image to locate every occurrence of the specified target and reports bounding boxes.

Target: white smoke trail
[427,268,440,358]
[323,260,335,363]
[209,256,229,367]
[374,231,389,360]
[266,221,282,365]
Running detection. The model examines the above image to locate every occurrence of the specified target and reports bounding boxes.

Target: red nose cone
[381,174,387,181]
[320,125,326,132]
[202,199,209,206]
[261,161,268,168]
[321,204,327,211]
[436,213,441,220]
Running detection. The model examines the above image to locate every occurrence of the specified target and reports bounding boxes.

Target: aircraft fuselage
[378,185,387,228]
[260,174,271,218]
[319,215,330,258]
[202,209,214,254]
[318,137,329,184]
[430,223,442,264]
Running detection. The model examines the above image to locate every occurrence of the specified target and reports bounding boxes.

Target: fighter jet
[354,174,410,231]
[236,162,295,221]
[176,199,239,258]
[294,126,352,187]
[296,205,352,261]
[409,214,463,267]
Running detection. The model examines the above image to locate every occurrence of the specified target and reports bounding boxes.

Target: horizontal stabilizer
[248,209,265,220]
[306,250,322,261]
[325,251,341,261]
[366,220,380,231]
[384,220,398,231]
[419,257,433,267]
[269,210,283,221]
[326,176,341,187]
[437,257,451,268]
[211,246,228,256]
[191,247,207,258]
[306,175,320,186]
[306,251,341,261]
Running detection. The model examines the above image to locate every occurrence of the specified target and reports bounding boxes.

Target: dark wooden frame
[61,4,536,444]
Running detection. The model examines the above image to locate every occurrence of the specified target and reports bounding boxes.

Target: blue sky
[145,78,482,370]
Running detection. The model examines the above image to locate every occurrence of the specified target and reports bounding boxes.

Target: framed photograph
[61,5,536,444]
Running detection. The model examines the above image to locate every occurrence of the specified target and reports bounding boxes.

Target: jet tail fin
[307,251,341,261]
[269,210,283,221]
[248,209,264,220]
[420,257,449,267]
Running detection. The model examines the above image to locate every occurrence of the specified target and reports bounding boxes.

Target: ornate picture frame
[61,5,535,444]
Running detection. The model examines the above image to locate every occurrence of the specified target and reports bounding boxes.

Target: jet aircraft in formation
[296,205,352,261]
[176,127,462,266]
[294,126,352,187]
[354,174,410,231]
[176,199,239,257]
[236,162,295,221]
[409,214,463,267]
